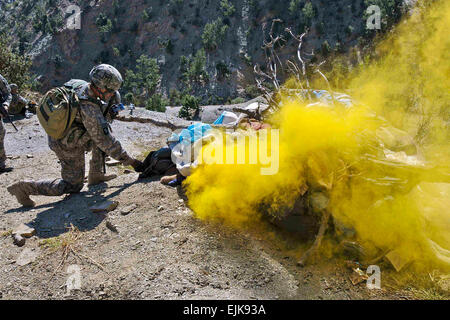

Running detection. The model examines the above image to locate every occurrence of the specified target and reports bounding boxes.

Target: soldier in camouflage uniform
[8,84,29,116]
[7,64,143,207]
[0,73,12,173]
[64,79,121,185]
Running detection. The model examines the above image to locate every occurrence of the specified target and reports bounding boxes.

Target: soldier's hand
[108,106,119,120]
[129,158,144,173]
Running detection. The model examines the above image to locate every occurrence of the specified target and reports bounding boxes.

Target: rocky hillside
[0,0,408,105]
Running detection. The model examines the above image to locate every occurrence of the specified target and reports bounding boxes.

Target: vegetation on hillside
[0,34,33,89]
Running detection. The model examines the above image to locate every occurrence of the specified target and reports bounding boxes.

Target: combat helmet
[89,64,123,92]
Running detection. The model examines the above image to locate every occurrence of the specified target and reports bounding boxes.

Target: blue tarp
[168,123,213,148]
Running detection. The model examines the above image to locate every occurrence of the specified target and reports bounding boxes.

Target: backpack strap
[62,87,80,137]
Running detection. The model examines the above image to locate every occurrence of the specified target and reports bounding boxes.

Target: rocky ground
[0,111,445,300]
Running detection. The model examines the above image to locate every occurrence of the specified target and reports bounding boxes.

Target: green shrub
[181,49,209,84]
[168,88,182,106]
[0,34,33,89]
[321,40,331,56]
[124,92,135,104]
[146,93,168,112]
[216,61,230,80]
[179,94,200,120]
[142,8,152,22]
[289,0,301,15]
[245,85,260,99]
[302,2,315,25]
[202,19,229,51]
[96,13,112,33]
[230,97,246,104]
[124,55,161,106]
[220,0,235,17]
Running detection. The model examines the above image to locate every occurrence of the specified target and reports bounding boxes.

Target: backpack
[139,148,177,179]
[37,80,103,139]
[37,86,80,139]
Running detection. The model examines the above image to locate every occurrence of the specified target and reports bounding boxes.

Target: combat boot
[7,182,36,208]
[88,172,118,186]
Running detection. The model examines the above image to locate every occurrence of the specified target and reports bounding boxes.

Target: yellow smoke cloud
[349,0,450,162]
[185,0,450,271]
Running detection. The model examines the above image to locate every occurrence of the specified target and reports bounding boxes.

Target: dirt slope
[0,114,424,300]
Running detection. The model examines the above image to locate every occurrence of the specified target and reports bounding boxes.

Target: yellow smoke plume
[185,0,450,271]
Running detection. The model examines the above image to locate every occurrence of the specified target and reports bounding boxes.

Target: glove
[128,158,144,173]
[108,107,119,120]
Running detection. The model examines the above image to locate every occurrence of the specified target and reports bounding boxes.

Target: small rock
[12,234,26,247]
[157,206,164,212]
[150,237,158,242]
[349,268,369,285]
[16,248,40,266]
[13,224,36,238]
[90,201,119,213]
[106,220,119,233]
[106,160,121,167]
[340,241,366,260]
[120,204,137,216]
[26,154,34,159]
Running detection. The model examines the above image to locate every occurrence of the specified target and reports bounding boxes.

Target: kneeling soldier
[8,64,143,207]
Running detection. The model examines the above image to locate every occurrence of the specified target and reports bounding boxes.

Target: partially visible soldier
[8,84,29,116]
[7,64,144,207]
[0,73,12,174]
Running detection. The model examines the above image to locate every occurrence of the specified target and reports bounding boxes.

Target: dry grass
[384,270,449,300]
[0,230,13,238]
[39,225,106,280]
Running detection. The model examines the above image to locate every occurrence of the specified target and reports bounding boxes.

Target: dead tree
[253,19,286,107]
[285,28,311,100]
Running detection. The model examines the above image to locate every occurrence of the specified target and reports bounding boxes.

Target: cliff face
[0,0,407,103]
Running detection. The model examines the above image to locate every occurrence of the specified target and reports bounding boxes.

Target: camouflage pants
[90,146,105,174]
[18,137,105,196]
[0,119,5,169]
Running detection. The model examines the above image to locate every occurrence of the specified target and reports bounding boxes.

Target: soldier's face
[96,87,115,102]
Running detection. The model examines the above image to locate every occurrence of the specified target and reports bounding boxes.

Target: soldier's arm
[0,76,12,106]
[79,103,133,164]
[19,95,29,105]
